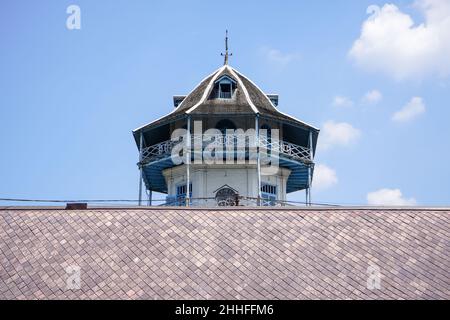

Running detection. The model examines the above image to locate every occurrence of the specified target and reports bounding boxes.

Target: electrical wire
[0,196,342,207]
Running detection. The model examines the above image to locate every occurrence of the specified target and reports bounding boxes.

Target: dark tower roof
[133,65,319,134]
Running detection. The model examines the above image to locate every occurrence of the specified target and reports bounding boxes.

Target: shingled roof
[133,65,319,133]
[0,207,448,299]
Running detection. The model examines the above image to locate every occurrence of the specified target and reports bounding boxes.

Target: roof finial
[221,30,232,65]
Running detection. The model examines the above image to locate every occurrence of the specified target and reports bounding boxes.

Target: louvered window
[171,183,192,206]
[261,183,277,206]
[212,75,236,99]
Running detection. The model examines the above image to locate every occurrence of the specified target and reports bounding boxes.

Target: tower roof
[133,65,319,133]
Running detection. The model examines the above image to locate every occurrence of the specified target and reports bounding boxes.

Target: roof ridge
[232,68,320,131]
[133,66,225,132]
[227,66,259,114]
[186,65,227,114]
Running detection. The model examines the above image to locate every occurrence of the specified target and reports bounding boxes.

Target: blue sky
[1,0,449,206]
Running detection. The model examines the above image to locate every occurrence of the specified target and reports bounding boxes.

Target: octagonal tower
[133,36,319,206]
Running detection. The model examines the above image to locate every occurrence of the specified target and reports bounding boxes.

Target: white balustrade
[140,134,311,164]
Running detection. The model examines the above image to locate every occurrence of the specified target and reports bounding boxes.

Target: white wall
[162,164,291,205]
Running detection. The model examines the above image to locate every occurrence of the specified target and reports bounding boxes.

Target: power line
[0,196,342,207]
[0,198,162,203]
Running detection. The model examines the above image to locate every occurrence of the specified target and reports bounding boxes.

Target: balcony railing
[141,140,175,162]
[161,197,280,207]
[140,134,312,164]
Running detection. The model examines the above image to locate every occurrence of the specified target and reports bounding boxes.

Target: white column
[256,115,261,206]
[305,185,309,207]
[186,116,191,207]
[308,130,313,206]
[138,131,144,206]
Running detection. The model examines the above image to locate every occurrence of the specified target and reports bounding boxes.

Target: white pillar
[186,116,191,207]
[255,115,261,206]
[308,130,313,206]
[138,131,144,206]
[305,188,309,207]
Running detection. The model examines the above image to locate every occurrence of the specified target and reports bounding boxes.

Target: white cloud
[349,1,450,80]
[318,120,361,151]
[262,47,301,67]
[313,164,338,191]
[362,89,382,104]
[367,188,417,206]
[392,96,426,122]
[332,96,354,107]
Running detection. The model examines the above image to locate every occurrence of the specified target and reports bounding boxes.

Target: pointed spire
[221,30,232,65]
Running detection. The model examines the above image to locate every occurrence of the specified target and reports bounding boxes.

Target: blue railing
[141,135,312,164]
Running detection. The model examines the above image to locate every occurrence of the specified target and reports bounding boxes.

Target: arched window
[214,185,239,206]
[261,124,272,144]
[215,119,236,135]
[261,124,271,135]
